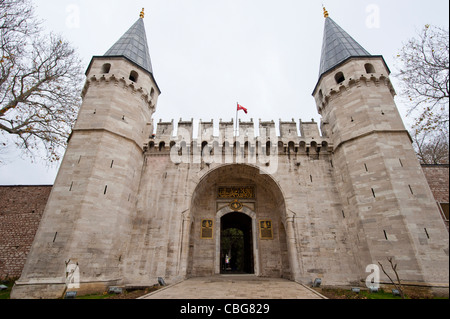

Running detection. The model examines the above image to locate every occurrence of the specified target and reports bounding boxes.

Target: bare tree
[411,129,449,164]
[395,24,449,134]
[0,0,84,164]
[378,258,405,299]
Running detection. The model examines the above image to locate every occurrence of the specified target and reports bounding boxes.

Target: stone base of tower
[11,281,66,299]
[11,279,123,299]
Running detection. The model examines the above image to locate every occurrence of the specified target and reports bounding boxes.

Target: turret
[12,9,161,298]
[311,8,449,286]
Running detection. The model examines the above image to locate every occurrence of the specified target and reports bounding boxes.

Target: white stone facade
[11,24,449,300]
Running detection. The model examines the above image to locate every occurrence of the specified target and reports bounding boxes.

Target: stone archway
[186,164,292,279]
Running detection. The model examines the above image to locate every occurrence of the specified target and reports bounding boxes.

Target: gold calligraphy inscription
[201,219,214,239]
[218,187,255,199]
[259,220,273,240]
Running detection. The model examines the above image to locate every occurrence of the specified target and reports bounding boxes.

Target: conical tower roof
[318,16,371,78]
[104,16,153,75]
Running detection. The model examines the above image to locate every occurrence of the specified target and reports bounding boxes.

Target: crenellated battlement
[312,56,397,116]
[81,73,157,111]
[316,73,396,114]
[144,118,333,156]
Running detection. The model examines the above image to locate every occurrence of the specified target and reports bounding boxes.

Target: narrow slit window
[104,185,108,195]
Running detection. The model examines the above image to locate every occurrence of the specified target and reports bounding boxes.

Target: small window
[201,141,208,153]
[288,141,295,153]
[129,71,139,82]
[150,87,155,99]
[266,141,271,156]
[102,63,111,74]
[278,141,284,152]
[335,72,345,84]
[365,63,376,74]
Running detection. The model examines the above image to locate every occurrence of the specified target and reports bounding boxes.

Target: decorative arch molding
[189,164,288,220]
[182,163,300,280]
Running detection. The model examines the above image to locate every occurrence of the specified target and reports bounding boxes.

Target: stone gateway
[11,8,449,298]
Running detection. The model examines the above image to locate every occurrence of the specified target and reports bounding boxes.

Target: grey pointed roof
[319,17,371,77]
[104,18,153,74]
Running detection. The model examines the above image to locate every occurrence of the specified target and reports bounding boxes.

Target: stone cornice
[81,74,156,112]
[316,74,397,114]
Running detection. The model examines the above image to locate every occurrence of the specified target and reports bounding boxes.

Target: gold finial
[323,6,329,18]
[140,8,145,19]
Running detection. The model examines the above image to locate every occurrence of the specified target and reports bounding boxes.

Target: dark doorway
[220,213,254,274]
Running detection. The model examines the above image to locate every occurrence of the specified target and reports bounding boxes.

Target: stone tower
[12,9,161,298]
[312,10,449,284]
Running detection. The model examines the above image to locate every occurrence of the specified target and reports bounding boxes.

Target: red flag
[237,103,248,114]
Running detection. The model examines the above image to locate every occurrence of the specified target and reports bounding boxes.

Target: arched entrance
[186,164,292,279]
[214,206,259,275]
[220,212,254,274]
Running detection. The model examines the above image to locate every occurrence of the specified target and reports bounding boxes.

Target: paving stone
[141,275,326,299]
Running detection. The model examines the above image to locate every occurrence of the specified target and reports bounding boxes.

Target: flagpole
[235,102,239,137]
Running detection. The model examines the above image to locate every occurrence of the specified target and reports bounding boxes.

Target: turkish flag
[237,104,248,114]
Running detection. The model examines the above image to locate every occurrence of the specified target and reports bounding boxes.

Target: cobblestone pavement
[140,275,326,299]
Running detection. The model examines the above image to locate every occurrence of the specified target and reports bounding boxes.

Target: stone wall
[421,164,449,204]
[0,165,448,283]
[0,186,52,279]
[421,164,449,230]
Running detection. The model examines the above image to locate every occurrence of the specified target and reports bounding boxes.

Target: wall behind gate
[0,186,52,279]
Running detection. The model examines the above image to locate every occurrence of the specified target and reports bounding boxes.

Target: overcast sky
[0,0,449,185]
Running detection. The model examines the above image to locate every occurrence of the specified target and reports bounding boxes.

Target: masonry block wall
[0,186,52,279]
[421,164,449,204]
[1,164,448,283]
[421,164,449,230]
